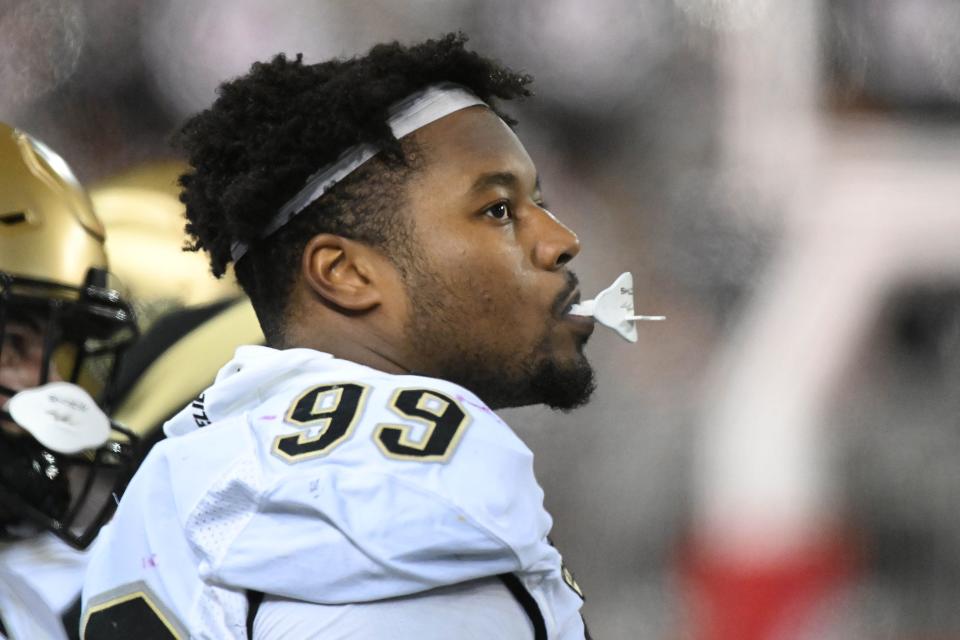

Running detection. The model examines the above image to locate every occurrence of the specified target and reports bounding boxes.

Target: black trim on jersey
[498,574,547,640]
[83,595,178,639]
[62,596,82,640]
[246,590,264,637]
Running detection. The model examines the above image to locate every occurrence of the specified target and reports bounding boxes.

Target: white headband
[230,83,488,262]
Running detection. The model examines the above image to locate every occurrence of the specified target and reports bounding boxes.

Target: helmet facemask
[0,268,140,549]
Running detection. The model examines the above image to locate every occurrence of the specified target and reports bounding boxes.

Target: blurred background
[4,0,960,637]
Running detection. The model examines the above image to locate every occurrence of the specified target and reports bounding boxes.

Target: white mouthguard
[568,272,665,343]
[5,382,111,454]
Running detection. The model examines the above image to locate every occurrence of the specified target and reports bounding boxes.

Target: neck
[283,317,411,376]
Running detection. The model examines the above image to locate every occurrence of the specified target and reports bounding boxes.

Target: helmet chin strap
[568,272,665,343]
[3,382,111,454]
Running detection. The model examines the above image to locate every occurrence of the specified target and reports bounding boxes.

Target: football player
[82,34,597,639]
[0,123,138,638]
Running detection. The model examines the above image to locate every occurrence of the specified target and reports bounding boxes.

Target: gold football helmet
[0,122,139,549]
[91,160,241,331]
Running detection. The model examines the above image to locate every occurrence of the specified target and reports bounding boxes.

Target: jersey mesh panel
[185,452,262,635]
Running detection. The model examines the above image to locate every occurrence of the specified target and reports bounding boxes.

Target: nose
[530,207,581,270]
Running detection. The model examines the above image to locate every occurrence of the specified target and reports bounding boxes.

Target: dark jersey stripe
[498,574,547,640]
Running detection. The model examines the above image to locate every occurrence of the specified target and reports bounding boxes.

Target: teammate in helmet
[0,122,138,638]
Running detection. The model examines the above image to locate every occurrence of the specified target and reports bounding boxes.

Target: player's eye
[2,330,30,361]
[483,202,512,222]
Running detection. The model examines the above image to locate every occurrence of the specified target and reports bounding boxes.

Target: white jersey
[80,346,586,639]
[254,576,535,639]
[0,566,68,640]
[0,532,90,615]
[0,532,90,639]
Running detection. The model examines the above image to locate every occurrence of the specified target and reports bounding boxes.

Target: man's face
[0,314,71,532]
[1,313,64,434]
[0,318,57,397]
[394,107,595,410]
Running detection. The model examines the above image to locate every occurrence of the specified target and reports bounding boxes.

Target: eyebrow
[468,171,542,196]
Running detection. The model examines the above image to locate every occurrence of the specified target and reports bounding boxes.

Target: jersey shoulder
[248,364,527,472]
[246,364,550,556]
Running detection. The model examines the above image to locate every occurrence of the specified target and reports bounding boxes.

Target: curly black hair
[177,33,532,344]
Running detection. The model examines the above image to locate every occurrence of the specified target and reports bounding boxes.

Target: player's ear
[301,234,385,312]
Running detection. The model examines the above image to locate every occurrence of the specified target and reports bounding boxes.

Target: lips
[549,273,593,337]
[555,290,592,341]
[559,289,582,318]
[551,277,581,318]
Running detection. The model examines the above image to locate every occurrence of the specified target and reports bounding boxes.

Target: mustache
[550,271,580,318]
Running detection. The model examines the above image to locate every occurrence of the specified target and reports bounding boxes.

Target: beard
[524,343,596,411]
[444,335,596,411]
[400,258,595,411]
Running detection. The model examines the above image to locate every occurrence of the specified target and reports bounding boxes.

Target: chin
[531,352,596,412]
[426,327,597,411]
[486,350,596,411]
